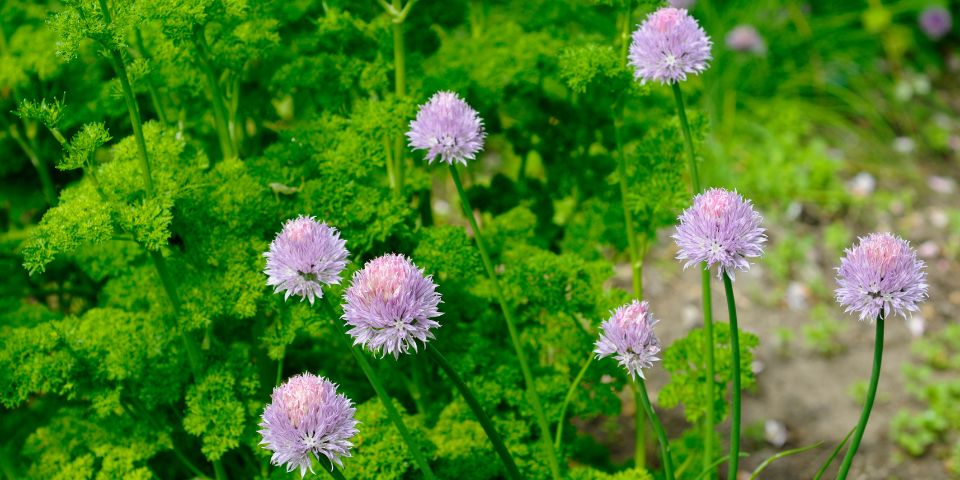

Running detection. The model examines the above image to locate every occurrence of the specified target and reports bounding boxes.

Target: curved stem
[721,273,741,480]
[671,83,700,193]
[836,315,884,480]
[149,250,202,377]
[614,114,642,298]
[673,81,715,475]
[108,49,153,196]
[635,377,675,480]
[7,124,57,206]
[554,355,594,450]
[193,25,235,162]
[391,0,407,195]
[426,347,522,480]
[212,460,226,480]
[448,164,562,479]
[320,297,437,480]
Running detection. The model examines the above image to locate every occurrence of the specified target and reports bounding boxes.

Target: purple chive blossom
[263,216,349,304]
[836,233,928,322]
[594,300,662,379]
[259,373,359,477]
[342,254,442,358]
[726,25,766,55]
[919,6,952,40]
[628,7,713,85]
[407,91,486,166]
[673,188,766,280]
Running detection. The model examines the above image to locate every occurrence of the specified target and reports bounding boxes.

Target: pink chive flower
[259,373,359,477]
[672,188,766,280]
[407,91,486,166]
[628,7,713,85]
[726,25,766,55]
[919,6,952,40]
[594,300,662,379]
[836,233,928,322]
[342,254,442,358]
[263,216,349,304]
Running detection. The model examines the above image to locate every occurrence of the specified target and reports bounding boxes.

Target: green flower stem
[836,314,885,480]
[149,251,202,377]
[448,164,563,480]
[324,466,348,480]
[671,83,700,193]
[672,81,716,476]
[554,355,594,450]
[614,115,642,299]
[320,297,437,480]
[425,347,522,480]
[701,266,715,473]
[275,351,284,387]
[813,427,855,480]
[721,272,741,480]
[634,377,675,480]
[632,381,646,470]
[95,0,153,196]
[212,460,227,480]
[389,0,411,195]
[193,25,235,162]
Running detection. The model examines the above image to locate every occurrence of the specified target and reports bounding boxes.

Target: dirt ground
[602,167,957,479]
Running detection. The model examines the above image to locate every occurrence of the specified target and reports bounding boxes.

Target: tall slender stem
[701,266,715,474]
[672,83,700,193]
[673,81,716,475]
[98,0,153,196]
[149,251,202,377]
[632,381,646,470]
[324,466,348,480]
[426,347,522,480]
[448,164,562,479]
[212,460,227,480]
[110,52,153,195]
[635,377,675,480]
[193,25,235,161]
[721,272,741,480]
[320,297,437,480]
[836,315,884,480]
[391,0,407,195]
[614,115,642,298]
[7,124,57,206]
[554,355,594,449]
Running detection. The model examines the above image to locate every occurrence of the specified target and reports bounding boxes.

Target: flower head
[919,7,952,40]
[836,233,928,322]
[628,7,712,85]
[342,254,442,358]
[594,300,662,379]
[726,25,766,55]
[264,216,349,304]
[673,188,766,279]
[407,91,486,166]
[259,373,359,477]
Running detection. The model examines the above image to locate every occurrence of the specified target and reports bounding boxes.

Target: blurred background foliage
[0,0,957,478]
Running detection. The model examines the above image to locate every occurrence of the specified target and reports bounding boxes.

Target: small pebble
[764,419,788,448]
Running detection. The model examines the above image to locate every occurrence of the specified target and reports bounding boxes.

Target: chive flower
[673,188,766,279]
[836,233,928,322]
[342,254,442,358]
[407,91,486,166]
[594,300,662,379]
[259,373,359,477]
[264,216,348,304]
[726,25,766,55]
[919,6,952,40]
[628,7,712,85]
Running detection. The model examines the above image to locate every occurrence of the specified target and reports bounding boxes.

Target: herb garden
[1,0,957,479]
